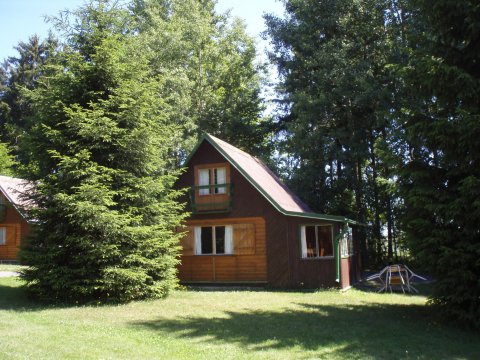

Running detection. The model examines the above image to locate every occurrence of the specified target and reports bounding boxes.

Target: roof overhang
[185,134,363,226]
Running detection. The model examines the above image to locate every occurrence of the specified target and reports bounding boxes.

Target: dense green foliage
[0,0,270,304]
[19,1,187,303]
[0,35,58,156]
[264,0,404,263]
[0,142,16,176]
[396,0,480,328]
[134,0,271,159]
[266,0,480,327]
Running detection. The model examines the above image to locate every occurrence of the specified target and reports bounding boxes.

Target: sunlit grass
[0,277,478,359]
[0,264,24,272]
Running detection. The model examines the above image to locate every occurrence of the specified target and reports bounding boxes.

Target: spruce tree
[265,0,403,263]
[397,0,480,328]
[0,35,58,144]
[20,0,186,303]
[0,142,16,176]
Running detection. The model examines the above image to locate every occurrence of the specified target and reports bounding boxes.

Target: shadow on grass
[0,278,43,311]
[131,301,478,359]
[0,277,90,311]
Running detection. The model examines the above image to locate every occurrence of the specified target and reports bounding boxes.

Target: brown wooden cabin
[0,176,31,261]
[176,134,364,289]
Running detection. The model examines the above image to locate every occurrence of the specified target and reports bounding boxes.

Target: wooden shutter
[5,226,16,246]
[181,226,195,255]
[233,223,255,255]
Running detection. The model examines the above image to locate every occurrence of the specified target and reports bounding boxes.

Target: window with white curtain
[197,167,227,195]
[214,168,226,194]
[0,227,6,245]
[194,225,233,255]
[198,168,210,195]
[300,225,333,258]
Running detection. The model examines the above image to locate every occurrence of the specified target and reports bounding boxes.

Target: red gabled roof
[188,134,361,224]
[207,135,312,213]
[0,175,32,219]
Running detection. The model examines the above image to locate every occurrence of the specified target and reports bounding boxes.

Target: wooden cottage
[0,175,31,261]
[176,134,364,289]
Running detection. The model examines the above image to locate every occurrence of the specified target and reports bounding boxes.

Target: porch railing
[188,183,233,213]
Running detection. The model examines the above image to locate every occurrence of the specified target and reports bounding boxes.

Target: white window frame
[194,225,233,255]
[300,224,334,259]
[198,169,211,195]
[197,167,227,196]
[214,168,226,194]
[0,227,6,246]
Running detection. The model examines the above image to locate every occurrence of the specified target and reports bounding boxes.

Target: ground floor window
[0,227,6,245]
[195,226,233,255]
[300,225,333,258]
[181,223,256,256]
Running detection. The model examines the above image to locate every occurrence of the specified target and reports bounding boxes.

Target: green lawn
[0,277,478,360]
[0,264,24,272]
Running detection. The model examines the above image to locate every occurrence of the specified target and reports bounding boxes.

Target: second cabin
[176,134,364,289]
[0,176,31,261]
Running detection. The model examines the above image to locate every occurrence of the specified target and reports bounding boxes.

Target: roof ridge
[205,133,312,214]
[0,175,33,220]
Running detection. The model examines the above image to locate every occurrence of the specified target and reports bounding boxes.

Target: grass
[0,278,478,360]
[0,264,24,272]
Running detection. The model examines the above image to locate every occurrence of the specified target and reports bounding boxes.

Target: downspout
[334,222,349,284]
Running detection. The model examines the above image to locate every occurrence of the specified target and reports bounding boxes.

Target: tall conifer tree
[398,0,480,328]
[20,0,186,303]
[265,0,403,263]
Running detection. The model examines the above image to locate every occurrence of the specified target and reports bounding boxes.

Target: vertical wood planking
[178,217,267,282]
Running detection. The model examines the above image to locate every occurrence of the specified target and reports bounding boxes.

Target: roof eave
[283,211,364,225]
[0,185,30,222]
[200,134,364,225]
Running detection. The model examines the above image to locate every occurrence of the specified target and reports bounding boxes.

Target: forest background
[0,0,478,328]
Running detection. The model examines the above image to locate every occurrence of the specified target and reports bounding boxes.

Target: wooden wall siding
[178,217,267,282]
[176,141,360,288]
[279,217,340,288]
[0,224,21,260]
[0,201,29,260]
[341,258,352,289]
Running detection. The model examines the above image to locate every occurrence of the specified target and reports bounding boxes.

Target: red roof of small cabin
[189,134,360,224]
[207,135,311,213]
[0,175,32,218]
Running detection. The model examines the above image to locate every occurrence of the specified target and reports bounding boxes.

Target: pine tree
[397,0,480,328]
[0,142,16,176]
[0,34,58,144]
[265,0,403,264]
[20,0,187,303]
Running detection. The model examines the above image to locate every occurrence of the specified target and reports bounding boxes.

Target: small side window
[300,225,333,258]
[0,227,6,245]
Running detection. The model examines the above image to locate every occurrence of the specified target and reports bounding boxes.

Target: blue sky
[0,0,284,61]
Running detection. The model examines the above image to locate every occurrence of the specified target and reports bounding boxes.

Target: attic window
[197,166,227,195]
